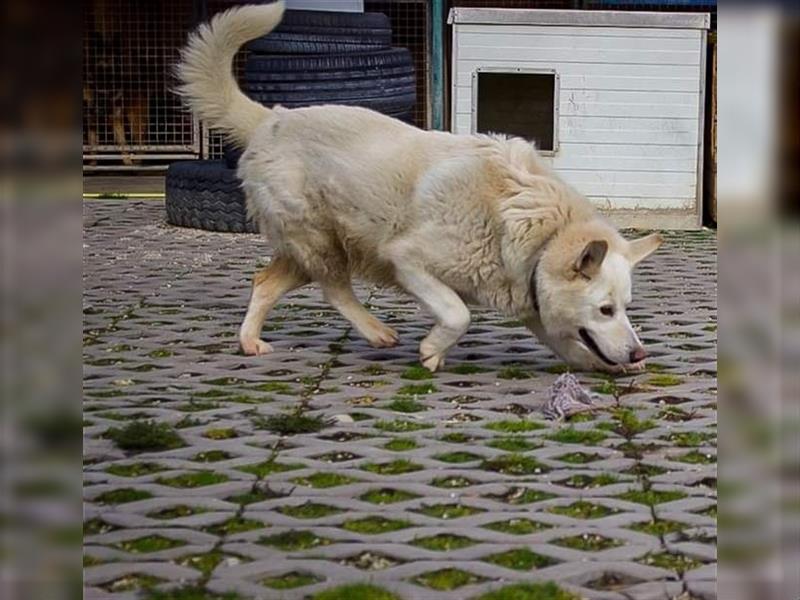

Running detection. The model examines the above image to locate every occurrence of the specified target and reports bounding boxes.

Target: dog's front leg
[392,262,470,372]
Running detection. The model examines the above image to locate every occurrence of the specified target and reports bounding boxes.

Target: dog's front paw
[365,323,399,348]
[420,352,445,372]
[240,337,273,356]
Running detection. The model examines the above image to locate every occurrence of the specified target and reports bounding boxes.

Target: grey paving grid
[83,200,717,600]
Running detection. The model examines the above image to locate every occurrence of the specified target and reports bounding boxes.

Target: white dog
[177,1,662,373]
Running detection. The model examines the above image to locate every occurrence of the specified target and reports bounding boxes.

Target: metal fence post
[431,0,445,130]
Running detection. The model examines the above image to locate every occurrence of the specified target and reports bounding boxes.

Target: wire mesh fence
[83,0,199,170]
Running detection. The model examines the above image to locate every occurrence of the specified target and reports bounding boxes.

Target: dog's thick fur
[177,2,663,372]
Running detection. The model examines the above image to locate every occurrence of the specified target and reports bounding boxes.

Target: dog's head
[533,222,662,373]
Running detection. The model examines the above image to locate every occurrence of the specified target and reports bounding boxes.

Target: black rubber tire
[275,9,390,31]
[242,73,415,94]
[245,48,413,76]
[243,63,414,84]
[245,91,416,115]
[165,160,257,233]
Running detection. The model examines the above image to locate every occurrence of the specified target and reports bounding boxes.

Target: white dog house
[449,8,710,229]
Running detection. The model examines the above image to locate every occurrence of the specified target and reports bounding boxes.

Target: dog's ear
[574,240,608,278]
[627,233,663,265]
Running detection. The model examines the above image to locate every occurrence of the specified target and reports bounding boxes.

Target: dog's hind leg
[389,260,470,372]
[322,281,399,348]
[239,256,308,356]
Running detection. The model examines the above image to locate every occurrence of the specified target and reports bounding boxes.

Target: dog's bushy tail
[176,2,285,146]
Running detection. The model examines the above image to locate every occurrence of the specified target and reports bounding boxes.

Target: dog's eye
[600,305,615,317]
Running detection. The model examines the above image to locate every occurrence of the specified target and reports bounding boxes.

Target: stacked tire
[167,9,416,234]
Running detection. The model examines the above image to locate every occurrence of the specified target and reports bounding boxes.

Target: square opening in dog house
[475,71,557,152]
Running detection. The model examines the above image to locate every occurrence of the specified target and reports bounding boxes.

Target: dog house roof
[448,8,710,30]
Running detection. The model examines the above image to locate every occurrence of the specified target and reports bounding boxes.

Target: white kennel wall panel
[450,9,710,225]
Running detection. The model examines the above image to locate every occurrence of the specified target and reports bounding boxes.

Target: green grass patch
[484,518,550,535]
[546,427,608,445]
[261,571,321,590]
[383,437,419,451]
[249,381,295,394]
[226,488,280,505]
[622,463,668,477]
[115,535,186,554]
[549,501,617,519]
[639,552,702,572]
[341,517,412,534]
[103,574,164,593]
[94,488,152,504]
[361,365,387,376]
[203,517,265,536]
[433,451,482,463]
[193,450,233,463]
[648,374,685,387]
[254,413,326,435]
[104,420,184,452]
[448,364,490,374]
[555,452,601,464]
[237,460,304,478]
[476,582,579,600]
[142,585,245,600]
[440,432,475,443]
[156,471,229,488]
[374,419,432,433]
[258,530,330,551]
[176,551,229,577]
[361,459,423,475]
[147,505,205,520]
[292,472,359,488]
[415,503,485,519]
[83,518,116,535]
[279,503,343,519]
[487,487,556,505]
[497,366,535,380]
[311,584,401,600]
[203,428,237,440]
[677,450,716,464]
[485,420,545,433]
[431,476,474,488]
[359,487,419,504]
[553,534,622,551]
[664,431,716,447]
[481,453,549,475]
[483,547,555,570]
[559,474,619,489]
[607,409,656,436]
[386,397,426,413]
[397,383,437,395]
[105,462,165,477]
[414,568,485,591]
[401,365,434,380]
[617,489,687,506]
[630,520,687,536]
[486,436,540,452]
[411,534,476,551]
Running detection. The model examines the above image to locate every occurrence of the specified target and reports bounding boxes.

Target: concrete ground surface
[83,199,717,600]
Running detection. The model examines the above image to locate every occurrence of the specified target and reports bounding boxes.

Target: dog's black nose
[629,347,647,363]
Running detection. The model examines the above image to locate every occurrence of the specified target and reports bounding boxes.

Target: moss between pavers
[361,365,387,376]
[203,517,266,536]
[414,568,486,591]
[311,583,401,600]
[483,518,551,535]
[430,476,475,488]
[486,436,540,452]
[361,459,424,475]
[630,520,687,536]
[554,451,602,464]
[559,474,620,489]
[237,460,304,478]
[341,517,412,534]
[440,432,478,443]
[383,437,419,451]
[142,584,245,599]
[485,487,556,505]
[177,551,231,577]
[115,535,186,554]
[664,431,716,447]
[497,365,535,380]
[258,530,330,551]
[94,488,153,505]
[386,398,427,413]
[617,489,687,506]
[203,428,238,440]
[248,381,296,394]
[104,420,185,452]
[647,374,685,387]
[105,462,166,477]
[397,382,438,396]
[374,419,433,433]
[482,547,556,570]
[292,472,360,488]
[622,463,668,477]
[553,534,622,552]
[639,551,703,572]
[261,571,321,590]
[226,487,282,505]
[415,503,485,519]
[434,451,483,464]
[193,450,233,463]
[475,582,580,600]
[545,427,608,445]
[84,518,117,535]
[411,534,476,551]
[677,450,716,464]
[449,364,490,374]
[481,454,549,475]
[339,551,402,570]
[359,488,420,504]
[485,419,546,433]
[156,471,229,488]
[401,365,434,380]
[605,409,657,436]
[549,501,618,519]
[147,505,205,520]
[254,413,327,435]
[279,503,344,519]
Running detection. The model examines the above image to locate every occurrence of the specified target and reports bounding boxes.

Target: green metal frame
[431,0,445,130]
